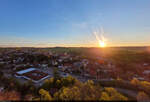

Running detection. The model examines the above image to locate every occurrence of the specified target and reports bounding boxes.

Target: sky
[0,0,150,47]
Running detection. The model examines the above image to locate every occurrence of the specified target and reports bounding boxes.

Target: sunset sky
[0,0,150,47]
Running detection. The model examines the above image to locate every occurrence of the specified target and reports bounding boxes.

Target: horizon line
[0,45,150,48]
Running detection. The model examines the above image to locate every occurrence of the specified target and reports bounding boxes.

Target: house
[82,59,89,65]
[0,58,3,61]
[133,76,145,81]
[52,61,58,66]
[63,63,72,69]
[59,53,70,60]
[41,64,48,68]
[0,87,4,92]
[143,63,149,66]
[60,63,73,72]
[143,70,150,74]
[73,62,83,69]
[58,59,63,63]
[58,65,63,69]
[0,62,5,64]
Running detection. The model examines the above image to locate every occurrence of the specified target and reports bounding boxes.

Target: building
[15,68,50,83]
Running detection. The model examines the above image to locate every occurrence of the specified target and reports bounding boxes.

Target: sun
[99,41,106,47]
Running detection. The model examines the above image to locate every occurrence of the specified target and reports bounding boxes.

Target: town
[0,47,115,86]
[0,47,150,101]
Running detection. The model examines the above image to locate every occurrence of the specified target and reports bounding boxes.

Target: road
[115,88,138,99]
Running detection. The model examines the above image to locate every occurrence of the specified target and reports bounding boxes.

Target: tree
[26,80,37,94]
[0,64,4,70]
[0,91,20,101]
[42,78,53,90]
[80,80,101,100]
[131,78,150,91]
[60,75,75,87]
[56,79,61,88]
[53,67,61,80]
[103,87,128,101]
[0,71,4,80]
[100,92,110,101]
[41,76,76,91]
[140,81,150,90]
[136,91,150,102]
[130,78,140,87]
[54,86,81,100]
[54,80,102,100]
[39,89,52,101]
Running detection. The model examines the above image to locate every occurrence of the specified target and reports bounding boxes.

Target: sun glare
[99,41,106,47]
[93,27,107,48]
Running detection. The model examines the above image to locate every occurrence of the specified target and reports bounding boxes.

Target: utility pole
[97,69,100,80]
